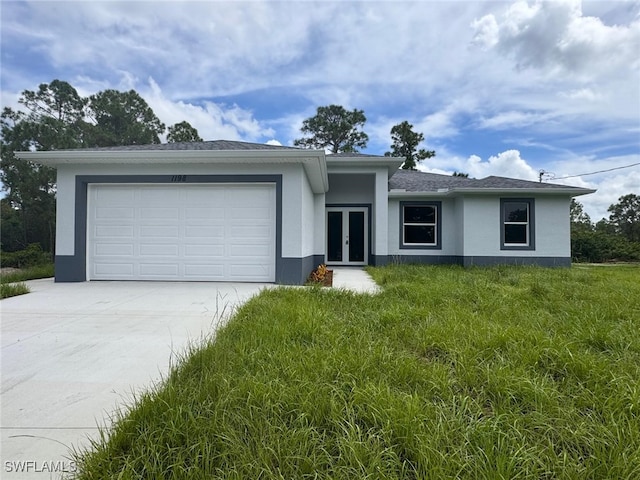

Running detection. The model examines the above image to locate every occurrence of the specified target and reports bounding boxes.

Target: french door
[326,207,368,265]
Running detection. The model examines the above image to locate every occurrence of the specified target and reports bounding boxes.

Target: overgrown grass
[0,263,54,284]
[71,265,640,479]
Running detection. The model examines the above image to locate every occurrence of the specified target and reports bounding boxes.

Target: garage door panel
[185,207,225,220]
[95,244,135,256]
[185,187,225,201]
[185,226,224,238]
[89,184,275,282]
[139,187,179,203]
[95,207,134,219]
[140,207,179,220]
[96,186,134,203]
[95,264,134,276]
[140,226,180,238]
[230,244,271,257]
[95,225,134,237]
[230,264,269,278]
[185,245,225,257]
[231,206,272,220]
[229,225,272,237]
[139,264,179,277]
[139,244,179,256]
[184,264,225,278]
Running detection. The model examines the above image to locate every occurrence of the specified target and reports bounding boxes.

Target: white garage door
[88,184,276,282]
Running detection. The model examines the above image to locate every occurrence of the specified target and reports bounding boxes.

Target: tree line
[570,195,640,262]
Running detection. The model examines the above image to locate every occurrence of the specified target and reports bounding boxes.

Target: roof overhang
[327,156,404,179]
[389,186,597,198]
[16,148,330,194]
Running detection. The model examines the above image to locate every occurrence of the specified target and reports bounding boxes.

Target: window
[501,198,535,250]
[400,202,441,249]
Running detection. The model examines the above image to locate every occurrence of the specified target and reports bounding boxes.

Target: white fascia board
[327,156,404,178]
[17,149,329,193]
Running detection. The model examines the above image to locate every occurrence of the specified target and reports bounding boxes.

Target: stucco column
[374,169,389,262]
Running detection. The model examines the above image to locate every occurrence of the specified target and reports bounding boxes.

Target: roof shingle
[389,170,585,192]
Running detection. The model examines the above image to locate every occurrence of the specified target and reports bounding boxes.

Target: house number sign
[171,175,187,182]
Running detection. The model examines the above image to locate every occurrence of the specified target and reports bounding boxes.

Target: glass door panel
[348,211,365,262]
[327,211,343,262]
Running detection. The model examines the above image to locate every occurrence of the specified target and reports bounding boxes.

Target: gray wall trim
[399,201,443,250]
[462,256,570,267]
[325,203,373,264]
[379,255,570,268]
[372,255,390,266]
[279,255,324,285]
[58,174,284,283]
[54,255,87,282]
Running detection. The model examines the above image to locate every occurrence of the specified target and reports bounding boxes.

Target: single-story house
[19,140,595,284]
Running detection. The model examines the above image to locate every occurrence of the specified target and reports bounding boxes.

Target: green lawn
[72,265,640,479]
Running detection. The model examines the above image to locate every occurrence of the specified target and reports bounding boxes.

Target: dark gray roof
[389,170,586,192]
[56,140,300,152]
[389,170,476,191]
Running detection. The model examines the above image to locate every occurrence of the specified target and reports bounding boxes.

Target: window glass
[404,205,436,224]
[405,225,435,244]
[504,203,528,223]
[504,224,527,244]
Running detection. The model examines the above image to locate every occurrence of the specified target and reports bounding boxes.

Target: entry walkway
[331,267,381,294]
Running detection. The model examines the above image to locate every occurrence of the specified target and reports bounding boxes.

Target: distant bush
[572,231,640,263]
[0,243,51,268]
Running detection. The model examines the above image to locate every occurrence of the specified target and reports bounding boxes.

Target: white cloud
[472,0,640,76]
[142,78,274,142]
[466,149,540,181]
[419,149,539,181]
[477,110,556,130]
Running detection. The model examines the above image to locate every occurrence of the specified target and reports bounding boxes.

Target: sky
[1,0,639,221]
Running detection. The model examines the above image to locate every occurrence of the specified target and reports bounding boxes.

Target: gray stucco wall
[387,193,573,266]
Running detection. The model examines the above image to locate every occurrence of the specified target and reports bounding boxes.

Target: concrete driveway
[1,278,269,478]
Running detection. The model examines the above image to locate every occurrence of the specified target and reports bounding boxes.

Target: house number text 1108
[171,175,187,182]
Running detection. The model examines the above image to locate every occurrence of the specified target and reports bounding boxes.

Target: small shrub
[307,264,333,286]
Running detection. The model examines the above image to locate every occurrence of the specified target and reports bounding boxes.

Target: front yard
[72,265,639,479]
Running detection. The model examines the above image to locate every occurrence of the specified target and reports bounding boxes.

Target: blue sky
[1,0,639,220]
